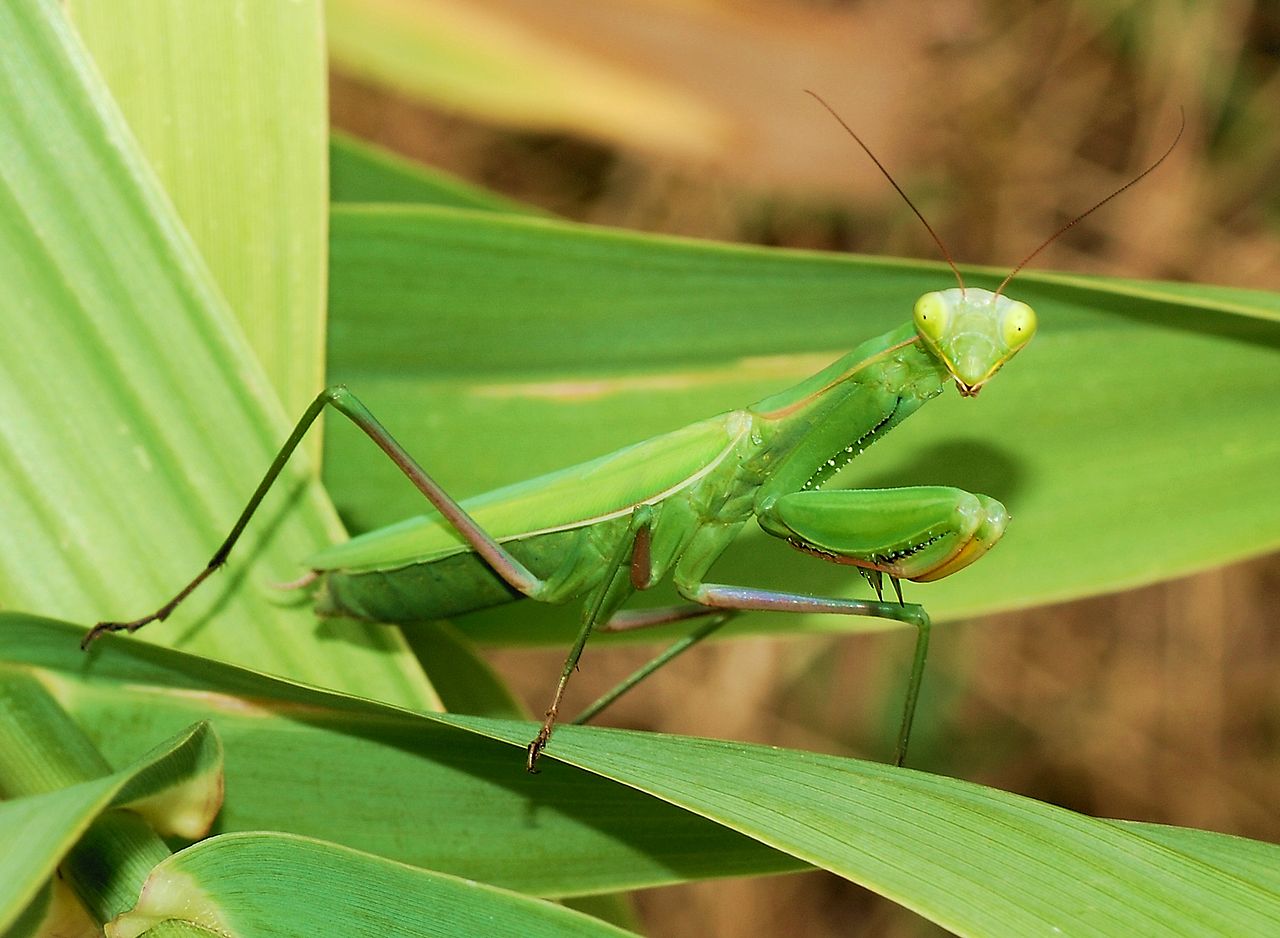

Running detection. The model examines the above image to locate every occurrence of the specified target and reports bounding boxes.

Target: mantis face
[913,287,1036,396]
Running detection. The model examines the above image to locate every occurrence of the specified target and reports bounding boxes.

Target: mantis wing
[308,413,745,574]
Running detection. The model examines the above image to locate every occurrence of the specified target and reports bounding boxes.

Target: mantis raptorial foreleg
[536,484,969,767]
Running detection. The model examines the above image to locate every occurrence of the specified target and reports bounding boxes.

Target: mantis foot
[80,613,163,650]
[526,714,556,773]
[81,561,224,650]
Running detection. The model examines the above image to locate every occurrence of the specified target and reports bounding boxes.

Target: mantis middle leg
[526,506,736,771]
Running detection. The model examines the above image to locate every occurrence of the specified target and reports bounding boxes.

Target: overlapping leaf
[109,832,640,938]
[5,614,1278,936]
[0,718,220,935]
[2,615,800,898]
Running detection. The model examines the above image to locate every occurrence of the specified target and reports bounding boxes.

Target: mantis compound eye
[1000,301,1037,351]
[913,292,949,342]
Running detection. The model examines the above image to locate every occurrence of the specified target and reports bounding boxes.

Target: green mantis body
[312,294,1030,626]
[311,295,1030,641]
[87,286,1036,770]
[87,99,1175,770]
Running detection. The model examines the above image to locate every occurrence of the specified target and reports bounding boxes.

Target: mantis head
[804,94,1179,400]
[913,287,1036,397]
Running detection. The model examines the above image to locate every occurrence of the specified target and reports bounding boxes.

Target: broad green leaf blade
[325,0,725,157]
[9,614,1276,932]
[1114,821,1280,894]
[67,0,330,427]
[1,615,803,897]
[0,720,220,935]
[0,669,222,839]
[0,0,432,704]
[109,832,639,938]
[444,714,1280,938]
[324,205,1280,643]
[7,614,1277,936]
[331,131,542,213]
[107,829,637,931]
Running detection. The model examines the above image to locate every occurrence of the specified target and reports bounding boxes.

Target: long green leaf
[1,615,801,898]
[67,0,330,428]
[0,720,220,935]
[109,832,639,938]
[5,614,1277,937]
[325,205,1280,643]
[444,713,1280,938]
[0,0,432,704]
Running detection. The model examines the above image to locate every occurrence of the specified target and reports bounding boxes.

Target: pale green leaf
[1114,821,1280,894]
[0,0,433,704]
[67,0,330,428]
[109,832,638,938]
[0,720,220,935]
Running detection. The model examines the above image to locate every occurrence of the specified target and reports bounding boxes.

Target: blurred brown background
[330,1,1280,935]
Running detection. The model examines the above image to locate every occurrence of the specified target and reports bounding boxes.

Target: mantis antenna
[995,108,1186,298]
[808,91,1184,300]
[805,89,966,293]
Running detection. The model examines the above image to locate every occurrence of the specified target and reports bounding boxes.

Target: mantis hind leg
[677,582,931,767]
[84,386,551,648]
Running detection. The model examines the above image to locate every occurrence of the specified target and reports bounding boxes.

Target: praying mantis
[84,96,1180,772]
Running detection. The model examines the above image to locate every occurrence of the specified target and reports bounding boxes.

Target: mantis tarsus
[85,97,1181,772]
